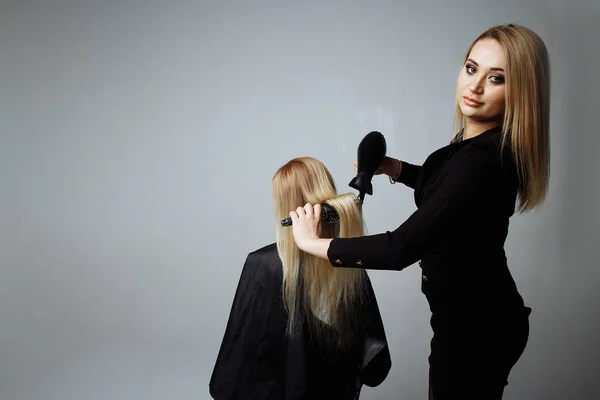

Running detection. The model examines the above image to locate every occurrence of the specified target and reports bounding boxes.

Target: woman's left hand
[289,203,321,251]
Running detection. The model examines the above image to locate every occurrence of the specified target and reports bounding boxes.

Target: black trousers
[428,307,531,400]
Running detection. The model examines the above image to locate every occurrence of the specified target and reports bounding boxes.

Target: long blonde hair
[272,157,367,346]
[453,23,551,212]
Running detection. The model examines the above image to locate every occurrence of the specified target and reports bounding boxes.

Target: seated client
[209,156,392,399]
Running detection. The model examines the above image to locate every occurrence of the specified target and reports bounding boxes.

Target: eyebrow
[466,58,505,72]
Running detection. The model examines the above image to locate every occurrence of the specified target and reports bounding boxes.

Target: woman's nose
[469,78,485,94]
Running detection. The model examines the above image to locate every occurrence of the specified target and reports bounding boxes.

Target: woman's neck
[463,119,501,140]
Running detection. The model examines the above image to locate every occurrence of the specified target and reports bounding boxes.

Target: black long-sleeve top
[327,126,525,310]
[326,126,534,398]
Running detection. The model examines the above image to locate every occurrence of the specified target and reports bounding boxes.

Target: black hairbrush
[281,202,340,226]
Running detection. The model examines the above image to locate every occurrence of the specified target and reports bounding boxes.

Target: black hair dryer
[349,131,387,204]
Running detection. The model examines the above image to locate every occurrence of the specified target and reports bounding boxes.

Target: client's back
[210,157,391,400]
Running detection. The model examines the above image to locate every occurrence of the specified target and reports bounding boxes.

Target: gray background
[1,0,599,399]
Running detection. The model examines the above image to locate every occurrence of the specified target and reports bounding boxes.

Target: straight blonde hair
[453,23,551,212]
[272,157,366,347]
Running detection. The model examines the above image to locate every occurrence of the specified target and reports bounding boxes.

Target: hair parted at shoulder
[453,23,551,213]
[271,157,367,348]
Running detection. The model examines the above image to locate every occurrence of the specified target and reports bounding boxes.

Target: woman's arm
[393,160,421,189]
[355,156,422,189]
[291,145,492,270]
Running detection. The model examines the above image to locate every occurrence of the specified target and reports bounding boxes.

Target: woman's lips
[463,96,483,107]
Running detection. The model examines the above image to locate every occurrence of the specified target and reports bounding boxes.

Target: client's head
[272,157,367,346]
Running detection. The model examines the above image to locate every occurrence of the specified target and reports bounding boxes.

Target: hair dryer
[348,131,387,203]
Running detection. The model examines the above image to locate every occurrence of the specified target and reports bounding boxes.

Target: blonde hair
[453,23,551,212]
[272,157,366,346]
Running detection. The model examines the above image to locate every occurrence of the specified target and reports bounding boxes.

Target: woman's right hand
[353,156,401,177]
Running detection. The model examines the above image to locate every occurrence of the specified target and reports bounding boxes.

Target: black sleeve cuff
[327,234,408,271]
[395,160,420,188]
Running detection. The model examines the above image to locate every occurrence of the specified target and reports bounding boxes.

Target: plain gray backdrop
[1,0,599,399]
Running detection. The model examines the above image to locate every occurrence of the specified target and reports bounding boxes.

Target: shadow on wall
[556,6,600,267]
[503,5,600,400]
[551,5,600,399]
[555,7,600,313]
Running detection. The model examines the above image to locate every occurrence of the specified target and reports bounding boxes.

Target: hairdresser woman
[288,24,551,400]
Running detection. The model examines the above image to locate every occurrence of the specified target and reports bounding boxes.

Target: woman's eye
[490,75,505,84]
[466,65,476,74]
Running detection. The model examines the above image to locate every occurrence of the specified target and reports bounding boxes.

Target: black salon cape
[209,243,392,400]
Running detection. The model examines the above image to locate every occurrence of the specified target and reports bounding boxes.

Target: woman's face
[456,38,506,125]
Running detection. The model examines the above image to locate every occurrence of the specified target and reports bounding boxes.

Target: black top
[328,126,523,306]
[327,126,532,394]
[209,243,392,400]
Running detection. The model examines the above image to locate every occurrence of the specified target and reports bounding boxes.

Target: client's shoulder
[243,242,282,280]
[249,242,278,257]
